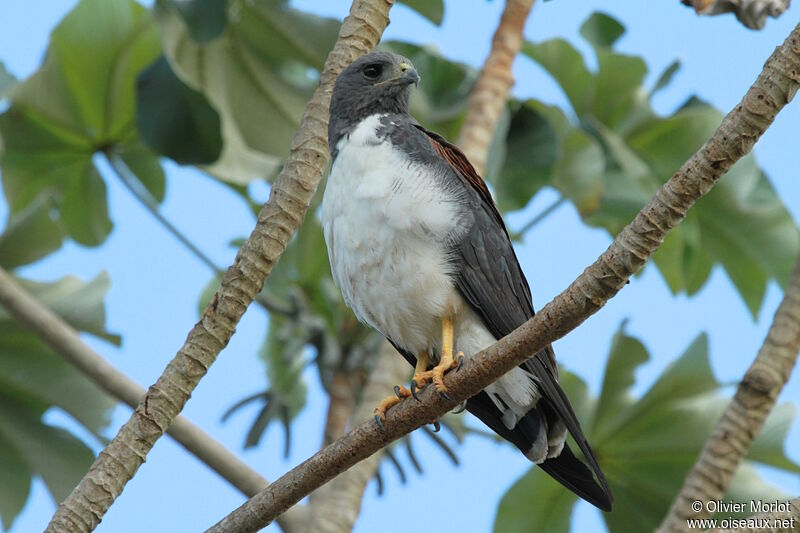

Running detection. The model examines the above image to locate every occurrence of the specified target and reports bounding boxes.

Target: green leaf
[136,55,223,165]
[0,398,95,504]
[398,0,444,25]
[550,129,605,216]
[116,140,167,203]
[0,272,117,527]
[169,0,227,43]
[591,48,647,129]
[495,326,800,531]
[650,60,681,98]
[591,322,649,440]
[0,0,162,246]
[494,101,558,212]
[8,272,121,344]
[0,193,64,269]
[523,39,799,313]
[0,432,30,531]
[0,61,15,99]
[579,12,625,48]
[494,467,577,532]
[627,105,800,316]
[155,0,337,183]
[522,39,592,117]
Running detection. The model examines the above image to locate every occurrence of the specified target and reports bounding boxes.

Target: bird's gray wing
[416,125,613,511]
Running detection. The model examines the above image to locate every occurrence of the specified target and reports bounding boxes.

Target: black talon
[410,380,421,401]
[456,355,464,372]
[452,401,467,414]
[439,390,453,402]
[375,414,387,433]
[431,420,441,432]
[393,385,402,398]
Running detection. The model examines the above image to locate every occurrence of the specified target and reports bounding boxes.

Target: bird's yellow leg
[409,318,464,400]
[432,316,464,398]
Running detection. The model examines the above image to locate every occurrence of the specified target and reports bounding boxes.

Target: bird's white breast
[321,114,464,353]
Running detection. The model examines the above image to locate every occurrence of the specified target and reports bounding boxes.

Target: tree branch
[455,0,535,175]
[307,343,408,533]
[681,0,789,30]
[719,496,799,532]
[44,1,395,531]
[657,255,800,531]
[207,16,800,533]
[0,266,307,533]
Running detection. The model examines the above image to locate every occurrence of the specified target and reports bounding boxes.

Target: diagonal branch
[206,21,800,533]
[0,266,306,533]
[44,1,396,531]
[657,254,800,531]
[455,0,535,175]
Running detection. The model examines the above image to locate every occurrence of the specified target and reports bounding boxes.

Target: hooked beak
[398,62,420,87]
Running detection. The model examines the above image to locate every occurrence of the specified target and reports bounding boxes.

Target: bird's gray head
[328,51,419,156]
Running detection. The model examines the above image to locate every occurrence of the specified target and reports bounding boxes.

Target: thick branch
[455,0,535,174]
[719,497,799,532]
[681,0,789,30]
[0,266,306,533]
[307,343,408,533]
[44,2,395,531]
[206,22,800,533]
[657,255,800,531]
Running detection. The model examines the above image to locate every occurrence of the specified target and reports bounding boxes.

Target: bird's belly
[325,200,461,354]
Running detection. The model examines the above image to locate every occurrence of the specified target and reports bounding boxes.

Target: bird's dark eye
[363,63,383,79]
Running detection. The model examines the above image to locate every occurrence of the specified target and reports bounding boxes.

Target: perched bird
[321,50,613,511]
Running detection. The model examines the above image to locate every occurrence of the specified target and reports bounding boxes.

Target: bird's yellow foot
[410,351,464,401]
[373,385,412,432]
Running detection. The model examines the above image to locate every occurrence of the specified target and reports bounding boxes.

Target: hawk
[321,51,613,511]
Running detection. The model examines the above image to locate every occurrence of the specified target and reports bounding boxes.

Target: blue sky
[1,1,799,532]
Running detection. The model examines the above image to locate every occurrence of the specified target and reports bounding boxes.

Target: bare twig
[307,343,408,533]
[0,266,307,532]
[456,0,535,174]
[207,16,800,533]
[681,0,789,30]
[44,1,395,531]
[514,195,566,237]
[106,153,296,317]
[657,255,800,531]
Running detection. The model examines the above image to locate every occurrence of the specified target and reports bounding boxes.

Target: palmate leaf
[0,0,165,247]
[397,0,444,25]
[154,0,338,184]
[0,272,117,530]
[514,11,799,316]
[494,324,800,532]
[0,61,15,100]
